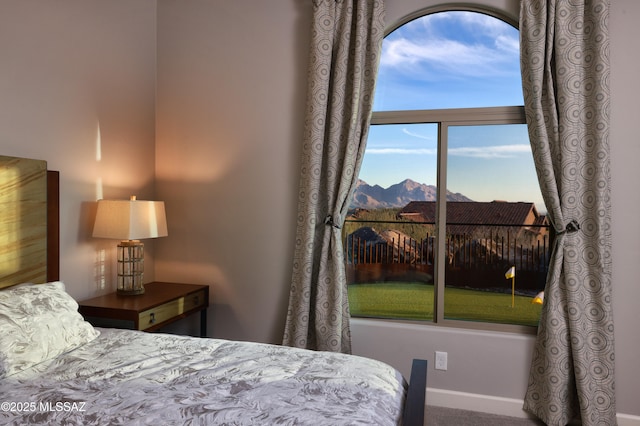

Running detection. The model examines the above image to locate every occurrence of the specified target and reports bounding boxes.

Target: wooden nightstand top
[79,282,208,311]
[78,281,209,335]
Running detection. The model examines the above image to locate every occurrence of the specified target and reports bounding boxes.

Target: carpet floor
[426,406,546,426]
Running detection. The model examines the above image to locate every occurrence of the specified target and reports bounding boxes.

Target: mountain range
[350,179,472,209]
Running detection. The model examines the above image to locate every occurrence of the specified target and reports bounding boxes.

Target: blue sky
[359,11,546,212]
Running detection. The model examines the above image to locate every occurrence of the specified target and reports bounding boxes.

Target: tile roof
[398,201,539,225]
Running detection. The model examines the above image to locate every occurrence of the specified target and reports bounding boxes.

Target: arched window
[346,9,547,331]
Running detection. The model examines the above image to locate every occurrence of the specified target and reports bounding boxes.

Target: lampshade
[93,196,168,295]
[93,196,168,240]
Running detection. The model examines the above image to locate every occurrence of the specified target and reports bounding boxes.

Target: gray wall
[155,0,308,343]
[0,0,159,300]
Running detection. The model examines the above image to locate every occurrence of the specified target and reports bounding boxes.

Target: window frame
[370,107,536,334]
[359,6,540,334]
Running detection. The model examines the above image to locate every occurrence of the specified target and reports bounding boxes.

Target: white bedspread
[0,328,406,425]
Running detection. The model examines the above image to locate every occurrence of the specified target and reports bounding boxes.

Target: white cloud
[495,34,519,55]
[382,38,479,66]
[449,144,531,159]
[380,37,515,77]
[402,128,434,140]
[366,148,436,155]
[366,144,531,158]
[380,11,519,78]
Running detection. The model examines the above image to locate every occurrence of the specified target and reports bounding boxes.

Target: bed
[0,155,427,425]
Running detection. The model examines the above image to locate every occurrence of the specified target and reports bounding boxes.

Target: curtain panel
[283,0,385,353]
[520,1,616,425]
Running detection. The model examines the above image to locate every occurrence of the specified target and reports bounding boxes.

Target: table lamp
[93,196,168,295]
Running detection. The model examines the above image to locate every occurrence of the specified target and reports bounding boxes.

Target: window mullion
[434,122,448,323]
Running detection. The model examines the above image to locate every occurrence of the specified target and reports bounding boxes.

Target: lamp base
[117,287,145,296]
[117,240,145,296]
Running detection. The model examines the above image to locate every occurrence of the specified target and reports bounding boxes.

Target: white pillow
[0,281,99,378]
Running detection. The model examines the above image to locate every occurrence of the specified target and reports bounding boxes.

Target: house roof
[398,201,546,235]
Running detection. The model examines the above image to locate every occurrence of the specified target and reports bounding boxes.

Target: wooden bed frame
[0,155,426,425]
[46,169,60,282]
[404,358,427,425]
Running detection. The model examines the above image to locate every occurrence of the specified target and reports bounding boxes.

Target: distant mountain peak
[350,179,472,209]
[398,178,420,187]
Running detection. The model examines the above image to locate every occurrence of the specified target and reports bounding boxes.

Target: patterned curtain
[282,0,385,353]
[520,1,616,425]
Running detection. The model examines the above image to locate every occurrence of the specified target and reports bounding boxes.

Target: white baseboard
[426,388,640,425]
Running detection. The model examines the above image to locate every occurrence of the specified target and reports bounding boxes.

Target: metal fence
[344,222,550,293]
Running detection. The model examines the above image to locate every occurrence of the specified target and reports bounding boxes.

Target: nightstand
[78,282,209,337]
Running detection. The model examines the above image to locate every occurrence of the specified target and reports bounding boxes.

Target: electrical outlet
[435,351,448,371]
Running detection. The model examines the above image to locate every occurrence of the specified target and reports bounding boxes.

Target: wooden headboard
[0,155,59,289]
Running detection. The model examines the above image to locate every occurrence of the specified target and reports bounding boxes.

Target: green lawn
[348,282,542,326]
